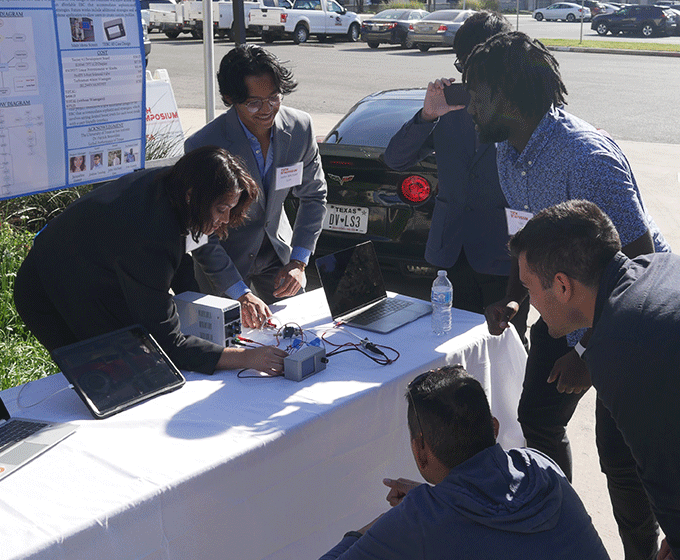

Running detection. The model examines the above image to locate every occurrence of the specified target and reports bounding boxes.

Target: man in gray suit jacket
[184,45,327,328]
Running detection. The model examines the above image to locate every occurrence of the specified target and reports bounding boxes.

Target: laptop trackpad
[0,442,47,464]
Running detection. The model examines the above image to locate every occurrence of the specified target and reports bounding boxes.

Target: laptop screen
[315,241,387,320]
[51,325,185,419]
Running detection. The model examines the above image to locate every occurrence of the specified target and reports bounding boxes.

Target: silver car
[407,9,475,52]
[533,2,591,21]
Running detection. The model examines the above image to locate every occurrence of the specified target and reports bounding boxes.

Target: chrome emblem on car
[328,173,355,185]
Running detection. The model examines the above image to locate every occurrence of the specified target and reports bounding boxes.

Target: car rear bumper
[408,32,454,47]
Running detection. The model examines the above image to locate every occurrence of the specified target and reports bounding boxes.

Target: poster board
[0,0,145,201]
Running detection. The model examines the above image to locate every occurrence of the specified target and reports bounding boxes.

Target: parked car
[533,2,591,21]
[292,89,438,276]
[600,3,622,15]
[666,6,680,34]
[360,8,428,49]
[591,4,677,35]
[407,9,475,52]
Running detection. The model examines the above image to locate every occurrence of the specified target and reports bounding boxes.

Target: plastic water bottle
[431,270,453,336]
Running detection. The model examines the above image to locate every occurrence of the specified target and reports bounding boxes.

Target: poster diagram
[0,15,38,97]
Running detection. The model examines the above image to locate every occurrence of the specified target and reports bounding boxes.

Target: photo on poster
[70,17,95,42]
[91,152,104,169]
[69,154,86,173]
[108,149,122,166]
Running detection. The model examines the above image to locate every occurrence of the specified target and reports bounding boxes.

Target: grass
[540,37,680,52]
[0,222,59,390]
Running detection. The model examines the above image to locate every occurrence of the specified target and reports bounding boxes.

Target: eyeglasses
[407,372,429,438]
[243,93,282,113]
[454,59,464,74]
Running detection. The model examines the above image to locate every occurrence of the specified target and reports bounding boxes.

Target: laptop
[315,241,431,334]
[0,396,76,481]
[52,325,186,419]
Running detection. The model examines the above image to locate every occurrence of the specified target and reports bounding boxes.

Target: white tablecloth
[0,289,526,560]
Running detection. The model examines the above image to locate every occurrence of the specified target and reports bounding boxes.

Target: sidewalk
[177,106,680,559]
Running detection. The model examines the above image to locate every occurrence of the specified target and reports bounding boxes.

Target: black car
[308,89,438,276]
[591,4,677,35]
[360,8,428,49]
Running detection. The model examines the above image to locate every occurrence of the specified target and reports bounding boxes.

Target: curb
[548,45,680,57]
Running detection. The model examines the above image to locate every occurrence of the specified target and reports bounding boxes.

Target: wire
[321,330,399,366]
[17,381,74,410]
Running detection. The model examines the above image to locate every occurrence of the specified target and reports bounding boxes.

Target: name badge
[505,208,534,236]
[275,162,303,191]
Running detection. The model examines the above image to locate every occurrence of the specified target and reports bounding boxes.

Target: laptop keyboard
[351,298,412,326]
[0,420,49,453]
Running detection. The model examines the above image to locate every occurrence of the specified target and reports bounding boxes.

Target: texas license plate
[323,204,369,234]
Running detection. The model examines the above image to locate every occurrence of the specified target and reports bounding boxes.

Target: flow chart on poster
[0,0,145,200]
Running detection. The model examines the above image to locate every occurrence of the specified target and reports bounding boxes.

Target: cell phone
[444,82,470,106]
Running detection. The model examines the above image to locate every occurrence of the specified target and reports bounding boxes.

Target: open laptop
[0,396,76,481]
[51,325,186,419]
[315,241,431,334]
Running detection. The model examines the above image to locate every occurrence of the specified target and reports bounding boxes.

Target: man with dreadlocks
[463,31,670,560]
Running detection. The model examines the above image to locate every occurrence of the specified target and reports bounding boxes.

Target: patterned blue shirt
[497,106,670,344]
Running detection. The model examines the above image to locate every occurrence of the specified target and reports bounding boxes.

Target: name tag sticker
[275,162,303,191]
[505,208,534,236]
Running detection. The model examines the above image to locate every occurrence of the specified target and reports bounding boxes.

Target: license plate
[323,204,369,234]
[263,25,269,30]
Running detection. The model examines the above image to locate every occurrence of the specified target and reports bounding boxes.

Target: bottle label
[431,288,452,305]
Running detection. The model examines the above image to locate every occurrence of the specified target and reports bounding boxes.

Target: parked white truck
[151,0,264,40]
[247,0,361,44]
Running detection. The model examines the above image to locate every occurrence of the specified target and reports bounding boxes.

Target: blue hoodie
[320,444,610,560]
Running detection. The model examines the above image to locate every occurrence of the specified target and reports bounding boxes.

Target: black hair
[217,44,297,106]
[406,365,496,470]
[464,31,568,120]
[509,199,621,289]
[163,146,259,242]
[453,11,512,60]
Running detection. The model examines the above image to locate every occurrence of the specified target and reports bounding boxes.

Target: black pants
[447,250,530,346]
[519,318,659,560]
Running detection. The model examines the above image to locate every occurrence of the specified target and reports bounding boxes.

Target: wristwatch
[574,341,587,358]
[290,259,306,270]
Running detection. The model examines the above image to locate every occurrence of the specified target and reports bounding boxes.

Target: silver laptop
[315,241,431,334]
[0,395,75,480]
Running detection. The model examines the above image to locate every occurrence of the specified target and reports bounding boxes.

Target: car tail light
[437,24,448,32]
[409,23,414,30]
[400,175,431,203]
[281,13,288,22]
[387,23,397,29]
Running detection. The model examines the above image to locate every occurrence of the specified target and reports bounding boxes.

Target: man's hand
[547,350,592,394]
[383,477,421,507]
[658,538,675,560]
[238,292,272,329]
[272,260,306,299]
[421,78,464,122]
[242,345,287,376]
[484,298,520,336]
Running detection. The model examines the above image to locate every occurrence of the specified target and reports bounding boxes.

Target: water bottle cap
[437,270,446,276]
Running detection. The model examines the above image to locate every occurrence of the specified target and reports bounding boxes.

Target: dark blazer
[29,168,224,374]
[384,108,511,276]
[184,105,327,295]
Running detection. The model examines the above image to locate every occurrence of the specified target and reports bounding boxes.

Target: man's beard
[476,115,511,144]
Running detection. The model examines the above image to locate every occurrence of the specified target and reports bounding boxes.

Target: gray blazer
[184,105,327,295]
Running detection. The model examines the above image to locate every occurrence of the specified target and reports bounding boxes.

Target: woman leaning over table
[14,146,287,376]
